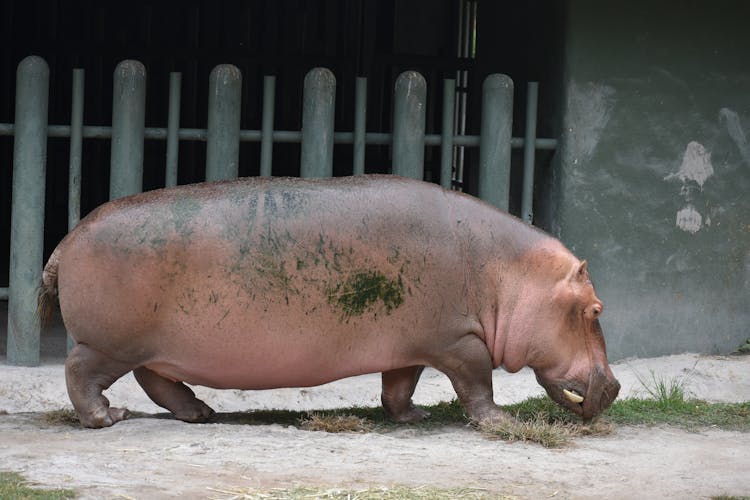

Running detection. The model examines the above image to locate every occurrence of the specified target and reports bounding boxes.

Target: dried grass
[478,413,614,448]
[41,409,79,426]
[299,413,374,433]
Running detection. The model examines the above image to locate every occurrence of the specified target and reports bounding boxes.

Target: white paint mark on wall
[566,81,616,164]
[664,141,714,188]
[664,141,714,234]
[719,107,750,167]
[675,205,703,234]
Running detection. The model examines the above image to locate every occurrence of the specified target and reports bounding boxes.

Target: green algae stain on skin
[170,197,202,241]
[327,270,404,320]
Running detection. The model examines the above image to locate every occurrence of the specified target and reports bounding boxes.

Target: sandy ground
[1,353,749,499]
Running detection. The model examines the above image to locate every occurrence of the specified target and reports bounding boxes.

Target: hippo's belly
[141,310,415,390]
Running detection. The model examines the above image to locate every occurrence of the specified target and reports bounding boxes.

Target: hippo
[38,175,620,428]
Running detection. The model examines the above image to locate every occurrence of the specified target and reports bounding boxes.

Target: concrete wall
[553,1,750,359]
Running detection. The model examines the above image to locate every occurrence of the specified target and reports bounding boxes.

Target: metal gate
[1,55,556,365]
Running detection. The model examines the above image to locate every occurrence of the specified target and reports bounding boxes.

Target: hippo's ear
[576,260,588,281]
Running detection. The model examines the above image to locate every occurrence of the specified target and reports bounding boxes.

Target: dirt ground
[0,351,749,499]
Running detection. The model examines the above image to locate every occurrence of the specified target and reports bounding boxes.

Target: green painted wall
[553,1,750,359]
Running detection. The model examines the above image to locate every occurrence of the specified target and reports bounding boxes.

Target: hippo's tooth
[563,389,584,404]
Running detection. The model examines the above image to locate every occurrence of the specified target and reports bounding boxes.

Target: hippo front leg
[430,333,510,424]
[65,344,134,428]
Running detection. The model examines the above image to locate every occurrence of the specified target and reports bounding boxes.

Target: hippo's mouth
[535,367,620,421]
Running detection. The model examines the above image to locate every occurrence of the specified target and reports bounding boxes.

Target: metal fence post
[440,78,456,189]
[300,67,336,178]
[260,75,276,177]
[69,69,84,229]
[478,74,513,211]
[67,68,85,354]
[392,71,426,180]
[521,82,539,223]
[353,77,367,175]
[110,60,146,200]
[165,72,182,187]
[7,56,49,366]
[206,64,242,182]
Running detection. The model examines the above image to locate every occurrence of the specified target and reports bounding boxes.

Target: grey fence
[1,55,556,366]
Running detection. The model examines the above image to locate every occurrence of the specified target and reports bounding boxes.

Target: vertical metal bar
[260,75,275,177]
[67,68,85,354]
[69,69,84,229]
[392,71,426,180]
[165,72,181,187]
[440,78,456,189]
[206,64,242,182]
[521,82,539,223]
[300,67,336,178]
[7,56,49,366]
[353,76,367,175]
[110,60,146,200]
[478,73,513,211]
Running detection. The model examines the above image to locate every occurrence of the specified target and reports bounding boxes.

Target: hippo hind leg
[133,367,215,423]
[381,365,430,423]
[65,343,134,428]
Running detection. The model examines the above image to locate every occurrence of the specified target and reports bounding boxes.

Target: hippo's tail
[37,245,61,327]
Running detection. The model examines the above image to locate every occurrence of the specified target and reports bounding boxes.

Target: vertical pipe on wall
[300,67,336,178]
[392,71,426,179]
[165,72,182,187]
[206,64,242,182]
[353,77,367,175]
[260,75,276,177]
[440,78,456,189]
[7,56,49,366]
[478,74,513,211]
[110,60,146,200]
[521,82,539,223]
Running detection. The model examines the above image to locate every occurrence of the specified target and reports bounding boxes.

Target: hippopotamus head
[510,253,620,421]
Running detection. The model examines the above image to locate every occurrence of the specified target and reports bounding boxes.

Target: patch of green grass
[503,395,578,424]
[207,485,507,500]
[605,370,750,431]
[712,496,750,500]
[0,471,75,499]
[633,369,692,407]
[605,398,750,431]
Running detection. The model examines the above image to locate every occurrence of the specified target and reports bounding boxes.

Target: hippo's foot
[385,404,431,423]
[381,365,429,423]
[134,367,215,423]
[78,406,131,429]
[467,405,513,426]
[65,344,136,428]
